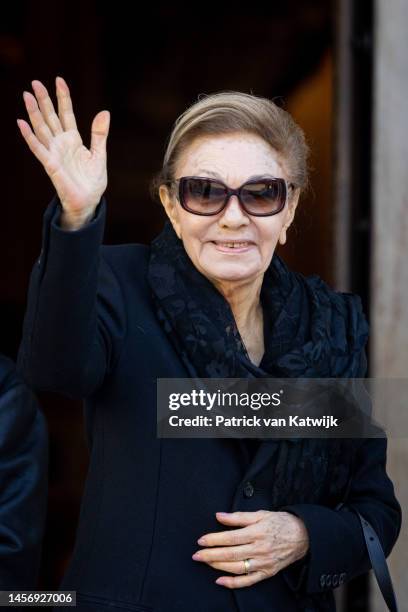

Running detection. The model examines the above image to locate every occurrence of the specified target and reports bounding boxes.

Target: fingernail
[197,537,206,545]
[217,512,229,516]
[192,552,201,560]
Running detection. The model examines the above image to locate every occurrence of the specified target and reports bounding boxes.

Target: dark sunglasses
[165,176,294,217]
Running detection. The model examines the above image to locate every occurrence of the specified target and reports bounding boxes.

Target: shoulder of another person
[0,354,16,390]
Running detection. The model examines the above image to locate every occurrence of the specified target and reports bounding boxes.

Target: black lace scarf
[147,219,369,380]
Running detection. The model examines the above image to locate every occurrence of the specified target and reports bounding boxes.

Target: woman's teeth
[217,242,250,248]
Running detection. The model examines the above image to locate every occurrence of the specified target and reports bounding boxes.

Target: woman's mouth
[211,241,255,253]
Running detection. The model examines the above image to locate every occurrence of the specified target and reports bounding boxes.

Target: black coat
[0,354,48,588]
[17,194,401,612]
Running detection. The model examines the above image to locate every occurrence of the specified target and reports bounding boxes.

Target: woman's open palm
[17,76,110,228]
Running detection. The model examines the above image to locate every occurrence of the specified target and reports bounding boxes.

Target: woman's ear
[278,187,300,245]
[159,184,182,239]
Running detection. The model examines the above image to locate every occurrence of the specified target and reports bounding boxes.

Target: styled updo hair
[150,90,310,202]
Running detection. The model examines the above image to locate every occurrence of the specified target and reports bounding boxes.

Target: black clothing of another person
[0,354,48,588]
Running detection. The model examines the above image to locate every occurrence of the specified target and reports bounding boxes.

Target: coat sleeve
[278,435,401,594]
[0,356,48,588]
[16,194,126,399]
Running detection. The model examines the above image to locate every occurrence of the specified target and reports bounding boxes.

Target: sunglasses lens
[179,177,288,215]
[241,180,287,214]
[181,178,226,214]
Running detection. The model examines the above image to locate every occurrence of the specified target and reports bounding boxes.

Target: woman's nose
[217,195,249,227]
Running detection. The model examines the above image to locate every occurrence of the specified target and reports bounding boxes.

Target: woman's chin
[200,260,261,283]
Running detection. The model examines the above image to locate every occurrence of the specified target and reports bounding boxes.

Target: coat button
[243,481,254,498]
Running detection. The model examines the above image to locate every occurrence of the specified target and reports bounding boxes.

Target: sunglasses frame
[165,175,295,217]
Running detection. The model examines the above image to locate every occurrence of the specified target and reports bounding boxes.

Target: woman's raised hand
[17,76,110,230]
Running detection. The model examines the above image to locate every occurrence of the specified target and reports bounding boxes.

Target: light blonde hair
[150,90,310,201]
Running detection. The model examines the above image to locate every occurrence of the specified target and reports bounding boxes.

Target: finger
[198,525,256,547]
[215,571,265,589]
[197,510,267,546]
[90,110,110,157]
[31,80,63,136]
[22,91,54,147]
[17,118,52,168]
[209,558,263,575]
[215,510,269,527]
[193,543,255,563]
[56,76,78,131]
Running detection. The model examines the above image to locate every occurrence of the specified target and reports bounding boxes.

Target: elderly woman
[16,77,400,612]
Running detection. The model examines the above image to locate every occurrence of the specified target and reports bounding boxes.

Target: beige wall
[371,0,408,608]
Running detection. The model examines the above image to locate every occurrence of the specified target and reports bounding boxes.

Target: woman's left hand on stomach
[192,510,309,588]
